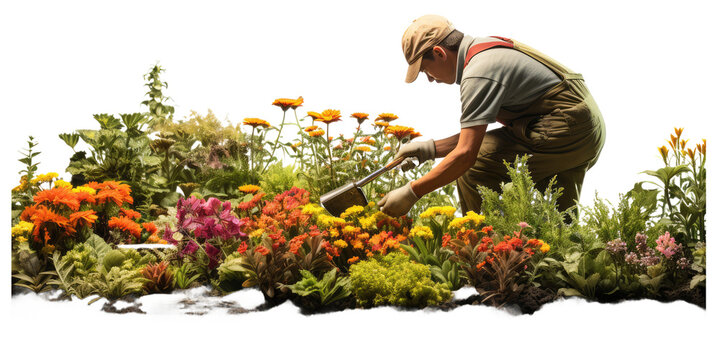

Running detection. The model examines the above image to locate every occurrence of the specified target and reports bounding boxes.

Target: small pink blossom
[655,231,680,259]
[517,222,529,229]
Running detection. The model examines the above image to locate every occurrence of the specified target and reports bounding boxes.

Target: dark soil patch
[102,297,145,314]
[290,294,357,315]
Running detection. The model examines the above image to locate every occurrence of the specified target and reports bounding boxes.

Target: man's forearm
[433,133,460,157]
[410,150,475,197]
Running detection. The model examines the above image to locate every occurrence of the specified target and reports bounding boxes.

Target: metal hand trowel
[319,156,407,217]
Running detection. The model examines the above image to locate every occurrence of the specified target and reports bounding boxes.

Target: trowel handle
[356,156,406,187]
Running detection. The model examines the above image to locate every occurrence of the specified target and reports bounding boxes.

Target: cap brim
[405,59,422,83]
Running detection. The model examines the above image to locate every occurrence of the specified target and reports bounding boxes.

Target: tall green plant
[142,64,175,129]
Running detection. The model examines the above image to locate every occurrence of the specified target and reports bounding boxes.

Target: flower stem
[263,110,287,173]
[326,123,336,187]
[250,127,256,180]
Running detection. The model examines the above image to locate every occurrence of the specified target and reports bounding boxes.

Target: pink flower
[517,222,529,229]
[655,231,681,259]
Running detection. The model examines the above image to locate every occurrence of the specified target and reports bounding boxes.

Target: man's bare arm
[411,125,486,197]
[433,133,460,157]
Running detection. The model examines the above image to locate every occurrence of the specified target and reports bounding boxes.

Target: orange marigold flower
[304,125,319,132]
[383,146,391,151]
[142,222,158,234]
[243,118,271,128]
[93,181,133,206]
[384,125,416,140]
[527,238,541,247]
[108,216,141,239]
[410,131,422,140]
[493,241,513,254]
[355,145,372,152]
[272,96,304,111]
[348,256,360,264]
[29,206,70,241]
[72,190,96,205]
[309,129,325,137]
[476,261,486,270]
[376,113,399,122]
[255,245,270,256]
[69,210,98,228]
[481,226,493,234]
[316,109,342,125]
[238,184,261,193]
[374,121,390,128]
[307,111,323,121]
[119,208,142,220]
[33,187,81,211]
[351,112,369,125]
[540,242,550,253]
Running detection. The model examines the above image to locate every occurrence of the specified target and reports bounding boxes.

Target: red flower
[493,241,513,254]
[442,234,451,247]
[508,237,523,249]
[33,187,80,211]
[481,226,493,234]
[481,236,494,245]
[524,248,535,256]
[142,222,158,234]
[237,241,248,254]
[255,245,270,256]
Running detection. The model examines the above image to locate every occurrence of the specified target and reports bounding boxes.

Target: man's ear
[432,46,448,60]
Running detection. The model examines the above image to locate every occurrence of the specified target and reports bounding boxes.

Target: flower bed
[10,66,706,314]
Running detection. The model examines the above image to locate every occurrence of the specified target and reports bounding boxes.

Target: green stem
[326,123,336,187]
[250,127,255,180]
[263,111,287,173]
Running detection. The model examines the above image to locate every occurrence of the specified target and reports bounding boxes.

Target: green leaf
[690,274,706,289]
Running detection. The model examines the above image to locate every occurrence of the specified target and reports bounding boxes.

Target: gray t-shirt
[456,36,561,128]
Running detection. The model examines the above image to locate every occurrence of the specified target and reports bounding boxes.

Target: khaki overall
[457,39,606,216]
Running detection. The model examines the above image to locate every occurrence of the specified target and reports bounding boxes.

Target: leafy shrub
[284,268,352,306]
[349,252,451,308]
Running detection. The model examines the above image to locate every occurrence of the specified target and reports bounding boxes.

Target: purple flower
[625,252,639,265]
[163,225,177,245]
[180,240,199,257]
[606,238,627,255]
[205,243,221,269]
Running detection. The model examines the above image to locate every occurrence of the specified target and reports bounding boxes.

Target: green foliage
[11,246,56,293]
[259,162,308,199]
[215,252,250,293]
[478,155,574,251]
[173,262,201,289]
[284,268,352,306]
[401,219,462,290]
[142,64,175,129]
[582,184,660,250]
[555,249,621,300]
[349,252,452,308]
[11,136,42,212]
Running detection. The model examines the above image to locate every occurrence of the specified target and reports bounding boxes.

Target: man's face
[419,46,456,84]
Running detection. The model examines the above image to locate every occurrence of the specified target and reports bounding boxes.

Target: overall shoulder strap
[463,36,514,68]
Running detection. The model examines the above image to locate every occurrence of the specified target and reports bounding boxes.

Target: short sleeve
[459,77,506,128]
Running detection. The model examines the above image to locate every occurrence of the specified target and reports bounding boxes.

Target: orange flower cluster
[272,96,304,111]
[384,125,421,140]
[351,112,369,124]
[87,181,133,207]
[376,113,399,122]
[108,216,142,240]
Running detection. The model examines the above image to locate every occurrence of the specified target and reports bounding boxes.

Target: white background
[1,0,716,358]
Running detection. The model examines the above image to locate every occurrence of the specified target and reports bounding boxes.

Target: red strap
[463,37,514,68]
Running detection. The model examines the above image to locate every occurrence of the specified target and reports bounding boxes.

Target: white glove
[396,139,436,171]
[378,182,420,217]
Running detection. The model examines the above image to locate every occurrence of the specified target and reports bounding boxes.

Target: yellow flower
[238,184,261,193]
[316,109,342,125]
[15,236,28,243]
[358,214,377,231]
[54,179,72,188]
[31,172,59,184]
[317,214,346,228]
[333,239,348,248]
[342,225,360,235]
[540,240,550,253]
[420,206,457,219]
[272,96,304,111]
[351,112,369,125]
[355,145,372,152]
[384,125,416,140]
[409,225,433,240]
[243,118,271,128]
[658,145,669,163]
[12,221,34,237]
[374,121,390,128]
[302,203,325,217]
[448,211,485,229]
[72,186,96,195]
[304,125,319,132]
[329,228,340,237]
[340,205,364,219]
[250,229,264,238]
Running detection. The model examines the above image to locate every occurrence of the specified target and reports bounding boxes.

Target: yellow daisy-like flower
[15,236,28,243]
[373,121,390,128]
[333,239,348,249]
[54,179,72,188]
[309,129,325,137]
[316,109,342,125]
[301,203,325,217]
[307,111,323,121]
[420,206,457,219]
[361,137,376,145]
[243,118,271,128]
[250,229,264,238]
[12,221,34,237]
[358,214,377,231]
[409,225,433,240]
[340,205,365,219]
[355,145,372,152]
[72,186,96,195]
[304,125,319,132]
[351,112,369,125]
[31,172,59,184]
[238,184,261,193]
[375,113,399,122]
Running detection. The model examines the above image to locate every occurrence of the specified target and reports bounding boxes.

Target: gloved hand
[377,182,420,217]
[396,139,435,171]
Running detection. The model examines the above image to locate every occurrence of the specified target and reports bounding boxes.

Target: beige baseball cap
[402,15,455,83]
